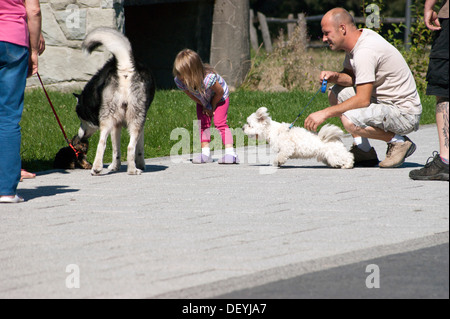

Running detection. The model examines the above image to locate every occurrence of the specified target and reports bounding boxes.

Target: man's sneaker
[379,136,416,168]
[192,154,213,164]
[349,145,379,167]
[409,152,449,181]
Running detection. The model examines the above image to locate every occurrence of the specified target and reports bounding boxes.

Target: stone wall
[26,0,124,91]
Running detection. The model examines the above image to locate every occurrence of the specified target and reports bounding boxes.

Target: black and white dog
[74,27,155,175]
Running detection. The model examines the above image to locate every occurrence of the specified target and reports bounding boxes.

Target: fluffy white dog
[243,107,354,168]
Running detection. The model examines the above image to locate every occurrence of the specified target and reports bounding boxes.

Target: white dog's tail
[318,124,344,142]
[82,27,134,72]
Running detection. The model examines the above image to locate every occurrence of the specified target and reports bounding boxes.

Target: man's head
[321,8,358,52]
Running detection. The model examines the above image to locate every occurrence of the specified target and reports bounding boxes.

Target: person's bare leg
[436,97,449,161]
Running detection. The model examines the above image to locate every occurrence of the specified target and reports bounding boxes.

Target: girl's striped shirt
[174,72,229,109]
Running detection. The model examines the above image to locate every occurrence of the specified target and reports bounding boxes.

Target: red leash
[36,72,80,157]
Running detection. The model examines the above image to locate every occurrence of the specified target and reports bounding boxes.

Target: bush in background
[241,26,344,92]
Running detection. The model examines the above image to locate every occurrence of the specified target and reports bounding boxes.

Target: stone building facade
[27,0,250,91]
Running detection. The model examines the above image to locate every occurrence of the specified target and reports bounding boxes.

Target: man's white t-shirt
[343,29,422,115]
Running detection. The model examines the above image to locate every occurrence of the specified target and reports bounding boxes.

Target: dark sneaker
[349,145,379,167]
[379,136,416,168]
[409,152,449,181]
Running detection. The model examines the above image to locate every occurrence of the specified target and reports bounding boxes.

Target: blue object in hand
[321,79,328,93]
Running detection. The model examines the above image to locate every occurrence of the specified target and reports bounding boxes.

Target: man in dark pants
[410,0,449,181]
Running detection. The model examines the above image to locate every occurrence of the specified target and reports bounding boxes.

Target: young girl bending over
[173,49,239,164]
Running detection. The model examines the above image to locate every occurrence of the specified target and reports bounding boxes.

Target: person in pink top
[0,0,42,203]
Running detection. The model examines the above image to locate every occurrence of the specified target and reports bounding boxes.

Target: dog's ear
[256,107,269,123]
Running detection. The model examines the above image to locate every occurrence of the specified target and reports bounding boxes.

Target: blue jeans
[0,42,29,196]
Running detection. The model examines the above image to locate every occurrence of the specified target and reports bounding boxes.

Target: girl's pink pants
[196,98,233,145]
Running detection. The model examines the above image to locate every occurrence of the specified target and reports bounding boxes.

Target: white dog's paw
[273,157,286,167]
[127,168,143,175]
[272,161,283,167]
[342,163,354,169]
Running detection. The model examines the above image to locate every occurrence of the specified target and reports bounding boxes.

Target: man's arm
[25,0,42,76]
[304,82,373,132]
[424,0,441,31]
[320,68,355,87]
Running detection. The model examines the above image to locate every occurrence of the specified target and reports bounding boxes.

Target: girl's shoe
[218,154,240,164]
[0,195,24,203]
[192,154,213,164]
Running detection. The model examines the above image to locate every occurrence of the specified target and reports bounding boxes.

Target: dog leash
[289,79,328,129]
[36,72,80,158]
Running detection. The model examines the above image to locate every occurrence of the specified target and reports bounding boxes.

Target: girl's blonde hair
[173,49,215,95]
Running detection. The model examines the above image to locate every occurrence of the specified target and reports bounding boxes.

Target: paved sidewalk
[0,125,448,298]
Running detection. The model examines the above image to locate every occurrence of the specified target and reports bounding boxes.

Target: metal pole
[404,0,412,50]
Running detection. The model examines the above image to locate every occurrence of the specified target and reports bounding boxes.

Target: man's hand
[424,8,441,30]
[424,0,441,31]
[304,109,329,132]
[319,71,338,84]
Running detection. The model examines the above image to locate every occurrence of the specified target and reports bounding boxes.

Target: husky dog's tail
[82,27,134,72]
[318,124,344,143]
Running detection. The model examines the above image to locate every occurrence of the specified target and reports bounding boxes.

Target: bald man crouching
[304,8,422,168]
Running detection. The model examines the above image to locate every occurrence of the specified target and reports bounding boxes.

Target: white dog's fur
[243,107,354,168]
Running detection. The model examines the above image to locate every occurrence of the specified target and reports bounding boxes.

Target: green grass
[21,88,437,172]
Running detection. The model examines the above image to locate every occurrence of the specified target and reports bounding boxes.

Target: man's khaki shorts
[332,85,421,135]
